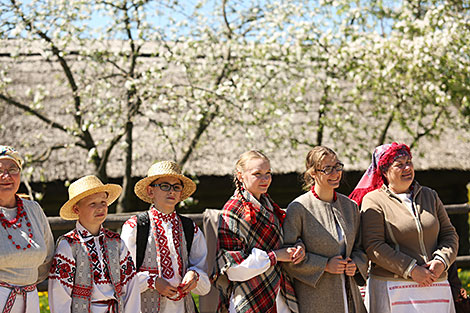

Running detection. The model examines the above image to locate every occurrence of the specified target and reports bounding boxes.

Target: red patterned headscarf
[349,142,411,206]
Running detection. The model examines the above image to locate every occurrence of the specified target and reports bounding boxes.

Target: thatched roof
[1,39,470,181]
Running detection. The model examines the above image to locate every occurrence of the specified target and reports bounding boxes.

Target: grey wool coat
[281,192,368,313]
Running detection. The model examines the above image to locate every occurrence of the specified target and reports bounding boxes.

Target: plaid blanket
[215,189,299,313]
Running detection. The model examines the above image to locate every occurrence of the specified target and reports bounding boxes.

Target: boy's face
[146,176,182,214]
[73,192,108,231]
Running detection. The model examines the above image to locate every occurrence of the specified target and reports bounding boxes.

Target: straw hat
[60,175,122,220]
[0,146,24,170]
[134,161,196,203]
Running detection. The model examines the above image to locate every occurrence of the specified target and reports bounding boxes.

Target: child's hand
[179,270,199,294]
[154,277,178,298]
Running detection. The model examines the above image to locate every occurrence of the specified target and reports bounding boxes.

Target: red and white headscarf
[349,142,412,206]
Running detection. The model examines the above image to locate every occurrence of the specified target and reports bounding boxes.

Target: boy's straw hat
[60,175,122,220]
[134,161,196,203]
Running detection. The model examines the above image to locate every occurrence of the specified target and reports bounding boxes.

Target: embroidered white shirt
[121,209,210,313]
[48,222,141,313]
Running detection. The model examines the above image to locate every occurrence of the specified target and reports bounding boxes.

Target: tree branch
[410,107,445,149]
[222,0,234,38]
[146,117,179,161]
[378,111,395,146]
[0,93,68,133]
[30,144,69,163]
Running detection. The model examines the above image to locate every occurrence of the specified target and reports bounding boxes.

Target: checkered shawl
[215,190,299,313]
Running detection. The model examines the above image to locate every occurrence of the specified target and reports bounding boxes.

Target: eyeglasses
[0,167,20,176]
[317,162,344,175]
[149,182,184,192]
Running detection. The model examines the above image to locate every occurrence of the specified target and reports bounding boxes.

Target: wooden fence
[37,204,470,297]
[46,203,470,267]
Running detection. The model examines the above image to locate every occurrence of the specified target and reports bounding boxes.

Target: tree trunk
[117,121,134,213]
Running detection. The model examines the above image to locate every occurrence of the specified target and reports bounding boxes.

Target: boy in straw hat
[121,161,210,313]
[48,175,142,313]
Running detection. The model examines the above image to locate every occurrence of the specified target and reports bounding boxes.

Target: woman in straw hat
[215,150,304,313]
[121,160,210,313]
[0,145,54,313]
[350,142,458,313]
[48,175,141,313]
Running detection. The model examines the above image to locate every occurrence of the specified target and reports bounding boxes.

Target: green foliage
[38,291,49,313]
[459,268,470,294]
[1,0,470,191]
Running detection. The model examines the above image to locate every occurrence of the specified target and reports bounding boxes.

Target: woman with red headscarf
[350,143,459,313]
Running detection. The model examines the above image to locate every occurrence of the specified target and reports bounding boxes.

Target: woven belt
[0,282,36,313]
[93,299,118,313]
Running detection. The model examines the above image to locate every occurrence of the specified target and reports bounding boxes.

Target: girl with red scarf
[215,150,304,313]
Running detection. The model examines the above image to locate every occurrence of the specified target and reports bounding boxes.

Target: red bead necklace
[0,196,33,250]
[311,186,337,202]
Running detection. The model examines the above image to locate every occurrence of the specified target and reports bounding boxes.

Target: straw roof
[1,39,469,181]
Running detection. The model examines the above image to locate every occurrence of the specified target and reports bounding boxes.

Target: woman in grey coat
[282,146,367,313]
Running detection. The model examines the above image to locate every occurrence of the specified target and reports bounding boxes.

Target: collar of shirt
[150,206,178,224]
[75,221,105,242]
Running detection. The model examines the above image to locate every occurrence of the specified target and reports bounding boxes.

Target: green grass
[459,268,470,294]
[38,291,200,313]
[38,292,49,313]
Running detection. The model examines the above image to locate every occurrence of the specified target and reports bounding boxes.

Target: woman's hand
[410,265,436,286]
[154,277,178,298]
[426,259,445,278]
[179,270,199,294]
[325,255,347,274]
[344,257,357,276]
[275,244,306,264]
[287,243,306,264]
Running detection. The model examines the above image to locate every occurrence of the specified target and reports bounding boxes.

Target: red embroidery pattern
[120,250,137,285]
[71,283,93,299]
[0,282,36,313]
[172,220,184,277]
[124,215,137,229]
[103,228,121,239]
[154,218,174,279]
[150,208,184,279]
[49,253,76,289]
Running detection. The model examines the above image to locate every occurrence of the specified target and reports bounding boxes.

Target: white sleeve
[121,216,138,266]
[121,215,155,293]
[187,225,211,295]
[119,240,142,313]
[48,239,74,313]
[226,248,271,281]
